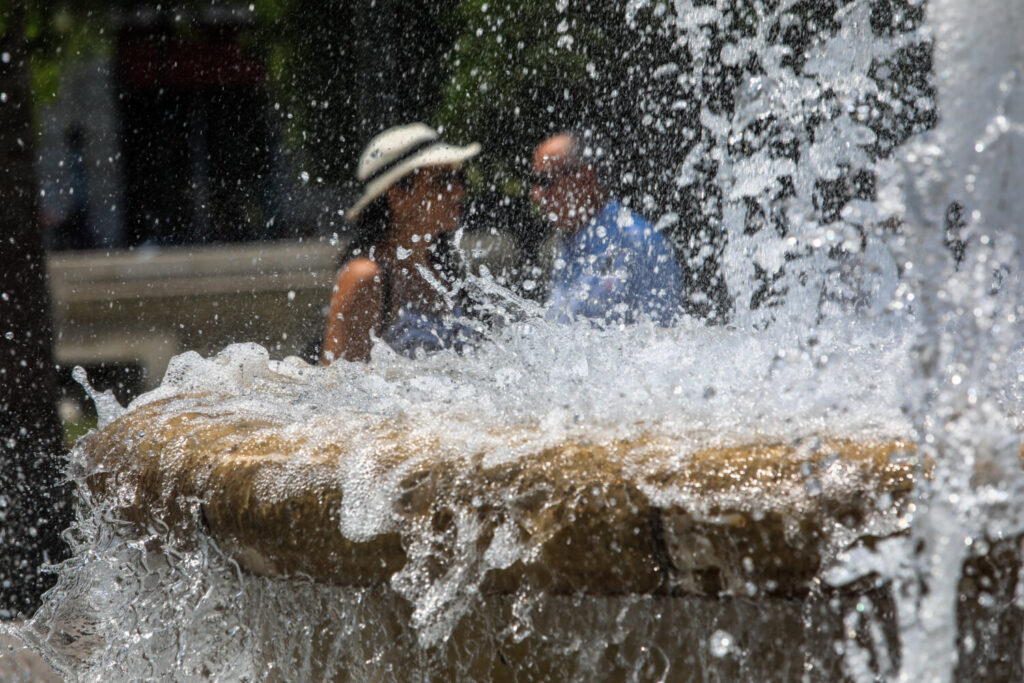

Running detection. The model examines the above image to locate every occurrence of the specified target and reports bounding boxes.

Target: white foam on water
[126,308,917,459]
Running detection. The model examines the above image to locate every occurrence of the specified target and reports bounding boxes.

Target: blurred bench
[47,239,343,390]
[46,230,523,393]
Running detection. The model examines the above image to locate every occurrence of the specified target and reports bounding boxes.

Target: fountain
[5,0,1024,680]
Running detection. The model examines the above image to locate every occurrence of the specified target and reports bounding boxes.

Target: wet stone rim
[81,394,920,597]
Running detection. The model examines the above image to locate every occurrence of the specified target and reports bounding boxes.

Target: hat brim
[346,141,481,222]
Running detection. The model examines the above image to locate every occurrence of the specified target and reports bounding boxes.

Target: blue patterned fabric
[545,199,683,325]
[381,305,476,358]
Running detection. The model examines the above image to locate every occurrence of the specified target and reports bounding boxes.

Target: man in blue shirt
[530,132,683,325]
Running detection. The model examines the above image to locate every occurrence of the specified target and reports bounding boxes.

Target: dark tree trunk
[0,5,73,619]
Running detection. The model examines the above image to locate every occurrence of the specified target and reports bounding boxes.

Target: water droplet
[805,477,822,496]
[709,630,734,657]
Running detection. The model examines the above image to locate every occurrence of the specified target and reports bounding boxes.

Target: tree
[0,2,72,619]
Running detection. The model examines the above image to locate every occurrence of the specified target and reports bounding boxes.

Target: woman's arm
[321,258,385,363]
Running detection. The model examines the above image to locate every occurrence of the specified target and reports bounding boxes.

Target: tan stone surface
[0,631,62,683]
[81,393,920,596]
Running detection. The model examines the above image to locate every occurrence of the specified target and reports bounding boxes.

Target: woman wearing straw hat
[320,123,481,363]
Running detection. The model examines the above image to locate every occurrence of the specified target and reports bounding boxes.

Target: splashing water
[13,321,921,680]
[6,0,1024,680]
[71,366,125,430]
[834,1,1024,680]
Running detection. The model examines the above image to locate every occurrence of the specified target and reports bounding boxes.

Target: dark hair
[338,169,419,265]
[339,194,392,266]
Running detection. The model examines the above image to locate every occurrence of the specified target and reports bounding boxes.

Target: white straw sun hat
[346,123,481,222]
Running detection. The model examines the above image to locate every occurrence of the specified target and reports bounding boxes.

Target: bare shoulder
[333,257,384,299]
[323,257,385,364]
[338,257,382,284]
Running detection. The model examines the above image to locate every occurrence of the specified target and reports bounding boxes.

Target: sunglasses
[530,167,578,188]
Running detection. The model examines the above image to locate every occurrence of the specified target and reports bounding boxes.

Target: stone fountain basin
[80,392,918,598]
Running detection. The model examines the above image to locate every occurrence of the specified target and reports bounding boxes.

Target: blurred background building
[39,6,309,250]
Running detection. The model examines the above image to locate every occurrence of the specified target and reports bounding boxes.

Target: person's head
[530,132,606,236]
[347,123,480,251]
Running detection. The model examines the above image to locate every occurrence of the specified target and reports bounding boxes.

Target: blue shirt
[545,200,683,325]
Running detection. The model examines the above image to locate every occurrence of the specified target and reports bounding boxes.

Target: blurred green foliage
[437,1,624,179]
[2,4,108,105]
[62,413,97,448]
